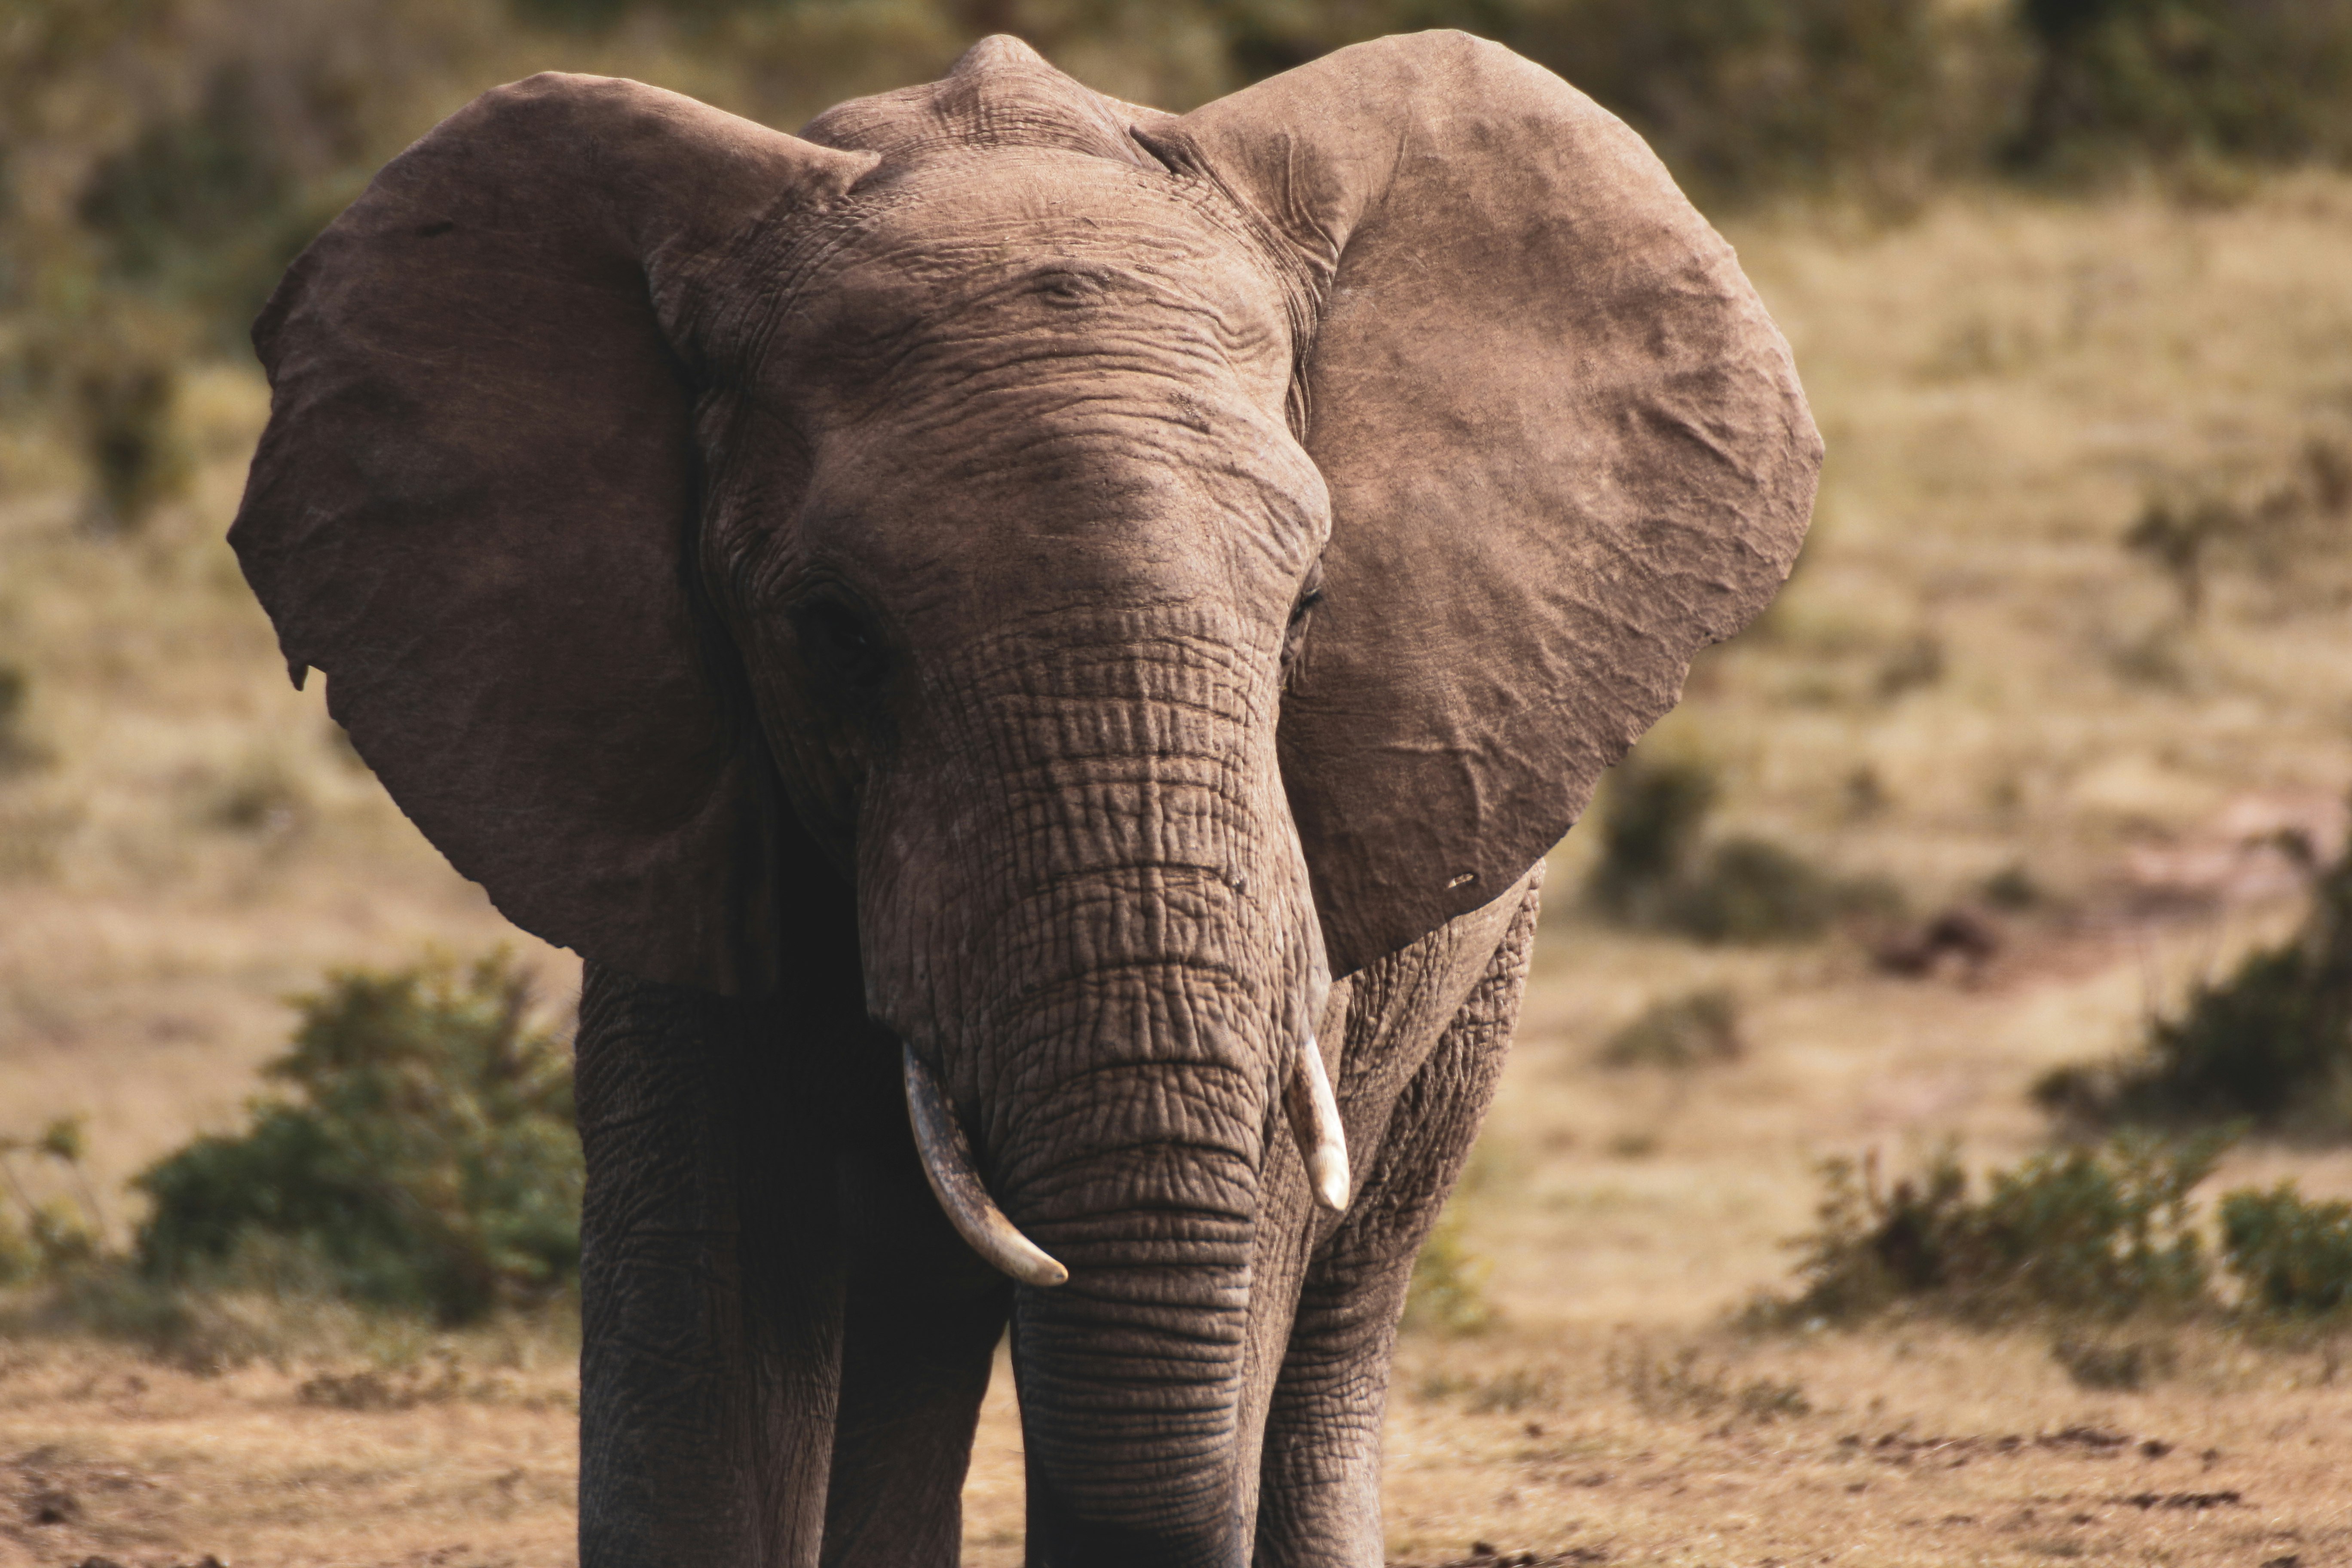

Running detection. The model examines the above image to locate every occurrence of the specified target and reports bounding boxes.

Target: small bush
[1588,753,1893,944]
[2124,436,2352,620]
[1418,1365,1563,1413]
[77,65,291,285]
[1504,0,2016,207]
[0,1117,106,1286]
[1773,1133,2226,1324]
[72,344,190,531]
[299,1349,475,1410]
[1404,1209,1495,1336]
[2219,1185,2352,1316]
[1599,987,1743,1069]
[2124,492,2236,620]
[1611,1345,1810,1423]
[1873,632,1947,700]
[72,60,360,349]
[2035,806,2352,1137]
[1667,837,1840,943]
[1767,1133,2352,1329]
[0,664,49,775]
[1588,753,1719,922]
[1465,1366,1559,1415]
[1981,862,2045,911]
[2051,1329,2177,1388]
[2012,0,2352,172]
[194,753,308,837]
[135,952,580,1325]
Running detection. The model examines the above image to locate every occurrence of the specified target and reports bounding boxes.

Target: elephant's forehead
[852,156,1237,260]
[775,152,1295,397]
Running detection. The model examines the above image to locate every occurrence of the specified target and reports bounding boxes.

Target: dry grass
[1665,172,2352,907]
[0,366,577,1221]
[4,170,2352,1563]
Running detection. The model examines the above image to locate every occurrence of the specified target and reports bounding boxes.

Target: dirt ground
[4,1308,2349,1568]
[4,170,2352,1566]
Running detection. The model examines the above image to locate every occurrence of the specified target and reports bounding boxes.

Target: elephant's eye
[793,594,893,701]
[1283,561,1325,687]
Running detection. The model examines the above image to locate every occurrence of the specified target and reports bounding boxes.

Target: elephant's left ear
[230,75,876,995]
[1168,32,1820,975]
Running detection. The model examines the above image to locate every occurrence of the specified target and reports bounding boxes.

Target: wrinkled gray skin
[230,30,1817,1568]
[573,866,1540,1568]
[567,138,1541,1561]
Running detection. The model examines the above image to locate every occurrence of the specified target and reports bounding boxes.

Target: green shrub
[77,65,291,291]
[1587,752,1896,943]
[2220,1185,2352,1316]
[1774,1133,2226,1324]
[70,337,190,530]
[0,1116,106,1286]
[1769,1132,2352,1329]
[1872,632,1947,700]
[1981,862,2045,911]
[72,57,380,349]
[2123,492,2235,620]
[2123,437,2352,620]
[1666,837,1841,943]
[1611,1345,1810,1422]
[2034,806,2352,1137]
[1588,753,1719,922]
[2012,0,2352,171]
[1403,1208,1495,1335]
[0,663,46,775]
[1599,986,1743,1069]
[1509,0,2015,205]
[2051,1329,2176,1388]
[135,952,581,1325]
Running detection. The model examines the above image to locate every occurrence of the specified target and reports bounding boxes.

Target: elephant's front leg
[820,1057,1016,1567]
[1252,876,1544,1568]
[575,962,849,1568]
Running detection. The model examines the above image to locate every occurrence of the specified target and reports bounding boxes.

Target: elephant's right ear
[1169,34,1820,976]
[231,74,876,995]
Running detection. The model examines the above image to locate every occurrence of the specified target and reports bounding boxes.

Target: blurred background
[8,0,2352,527]
[4,3,2352,1562]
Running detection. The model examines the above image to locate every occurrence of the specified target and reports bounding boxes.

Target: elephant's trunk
[902,1032,1345,1290]
[901,934,1328,1565]
[859,612,1327,1564]
[991,992,1268,1568]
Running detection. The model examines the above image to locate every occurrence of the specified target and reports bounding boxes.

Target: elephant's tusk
[902,1043,1069,1288]
[1285,1033,1351,1213]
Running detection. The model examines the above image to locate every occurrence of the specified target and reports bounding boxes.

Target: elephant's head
[231,32,1815,1560]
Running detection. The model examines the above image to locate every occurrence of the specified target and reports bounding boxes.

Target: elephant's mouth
[900,1032,1349,1288]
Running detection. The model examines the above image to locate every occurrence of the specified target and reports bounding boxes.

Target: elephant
[227,30,1817,1568]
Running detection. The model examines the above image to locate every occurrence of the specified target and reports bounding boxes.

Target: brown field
[5,169,2352,1566]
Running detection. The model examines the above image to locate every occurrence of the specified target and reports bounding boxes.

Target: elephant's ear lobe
[1173,33,1820,975]
[232,74,875,995]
